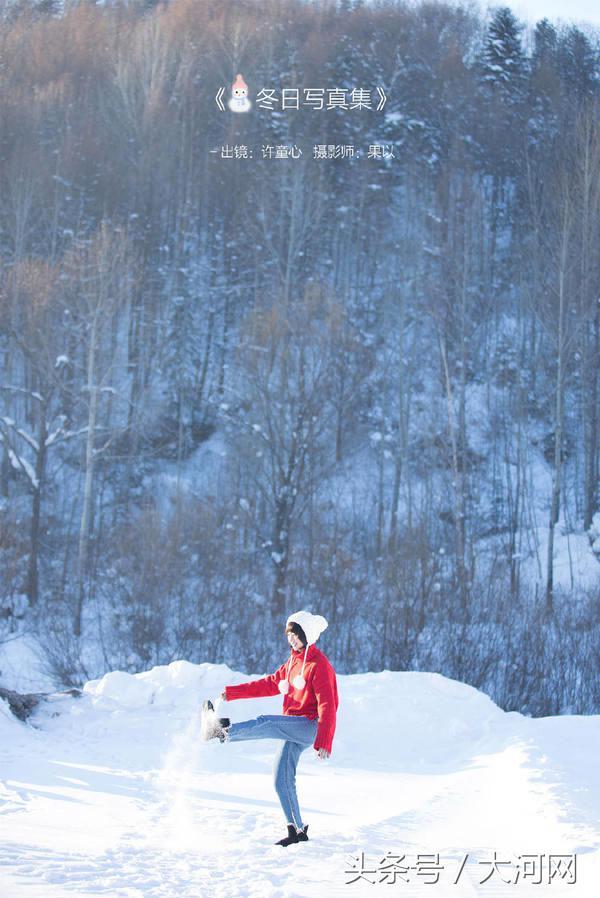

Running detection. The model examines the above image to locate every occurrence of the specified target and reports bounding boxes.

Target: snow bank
[0,696,23,740]
[0,696,15,724]
[83,660,239,711]
[83,669,156,709]
[335,669,514,771]
[80,659,517,773]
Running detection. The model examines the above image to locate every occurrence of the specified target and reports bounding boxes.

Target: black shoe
[275,824,309,847]
[276,824,299,847]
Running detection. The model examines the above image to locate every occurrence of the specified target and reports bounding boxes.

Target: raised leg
[226,714,317,747]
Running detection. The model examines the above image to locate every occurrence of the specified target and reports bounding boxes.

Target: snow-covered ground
[1,661,599,898]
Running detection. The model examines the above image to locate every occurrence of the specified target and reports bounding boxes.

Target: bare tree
[60,221,135,636]
[425,160,491,615]
[526,120,599,613]
[0,259,87,606]
[224,287,355,614]
[575,104,600,531]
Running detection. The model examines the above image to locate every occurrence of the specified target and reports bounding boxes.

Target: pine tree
[557,26,598,104]
[533,18,558,70]
[480,6,527,97]
[474,7,528,178]
[528,19,561,150]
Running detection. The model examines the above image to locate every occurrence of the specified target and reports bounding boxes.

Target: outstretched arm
[222,660,288,701]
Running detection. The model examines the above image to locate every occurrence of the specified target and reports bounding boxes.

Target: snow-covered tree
[557,26,598,105]
[480,7,527,95]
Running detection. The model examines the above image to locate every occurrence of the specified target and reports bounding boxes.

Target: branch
[0,385,44,403]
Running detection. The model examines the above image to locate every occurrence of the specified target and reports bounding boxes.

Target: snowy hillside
[1,661,599,897]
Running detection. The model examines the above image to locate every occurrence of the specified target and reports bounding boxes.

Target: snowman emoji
[228,73,252,113]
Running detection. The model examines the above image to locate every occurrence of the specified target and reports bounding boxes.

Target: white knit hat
[286,610,328,646]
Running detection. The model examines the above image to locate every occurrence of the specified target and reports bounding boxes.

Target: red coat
[225,643,339,754]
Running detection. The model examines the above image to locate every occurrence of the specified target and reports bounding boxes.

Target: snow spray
[154,695,223,852]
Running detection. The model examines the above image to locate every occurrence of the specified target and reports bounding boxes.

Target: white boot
[200,700,230,742]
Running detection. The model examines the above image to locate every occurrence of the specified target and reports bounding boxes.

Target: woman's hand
[220,690,227,701]
[317,748,330,760]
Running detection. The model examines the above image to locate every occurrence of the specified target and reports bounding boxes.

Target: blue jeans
[226,714,318,830]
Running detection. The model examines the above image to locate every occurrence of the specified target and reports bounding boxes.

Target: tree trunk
[75,314,99,637]
[26,398,48,607]
[439,330,468,615]
[271,495,291,616]
[546,237,567,615]
[584,291,599,530]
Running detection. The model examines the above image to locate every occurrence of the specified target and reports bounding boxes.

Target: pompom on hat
[279,610,328,694]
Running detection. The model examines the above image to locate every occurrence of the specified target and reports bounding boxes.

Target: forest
[1,0,599,715]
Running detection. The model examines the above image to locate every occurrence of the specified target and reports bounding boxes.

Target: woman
[200,610,339,847]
